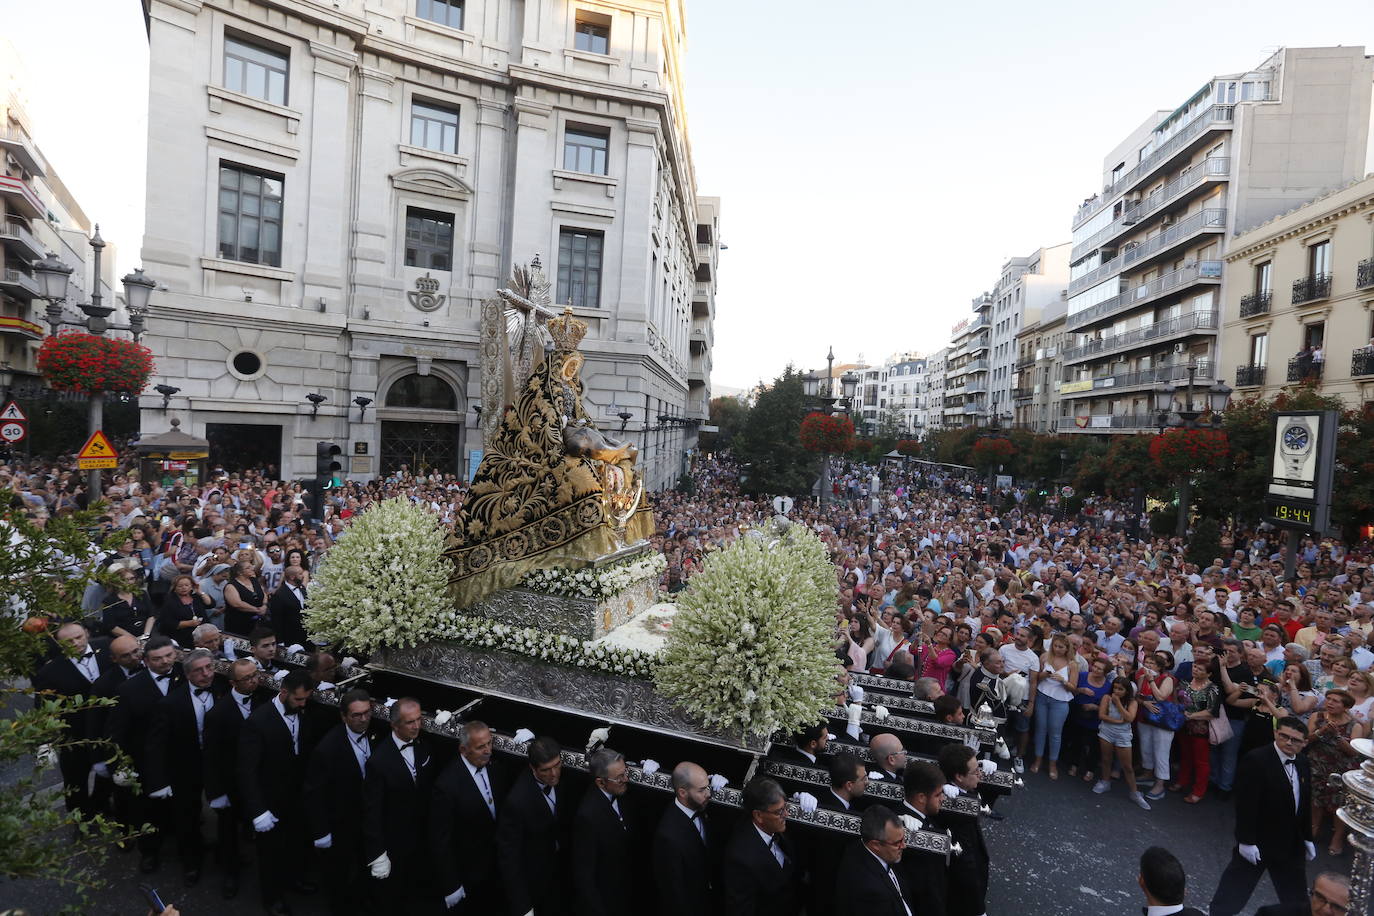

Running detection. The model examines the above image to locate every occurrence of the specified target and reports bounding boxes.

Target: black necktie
[240,695,251,707]
[82,651,96,660]
[155,674,169,681]
[193,687,209,696]
[542,784,553,796]
[400,742,414,751]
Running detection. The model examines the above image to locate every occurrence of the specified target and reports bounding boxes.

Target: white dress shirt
[76,651,100,683]
[1278,749,1300,811]
[867,848,912,916]
[392,732,416,780]
[675,799,706,843]
[190,685,213,745]
[755,824,785,867]
[272,696,300,754]
[152,672,172,696]
[462,755,497,818]
[231,689,253,719]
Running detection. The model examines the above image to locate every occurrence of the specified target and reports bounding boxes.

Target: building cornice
[202,0,368,35]
[1225,194,1374,263]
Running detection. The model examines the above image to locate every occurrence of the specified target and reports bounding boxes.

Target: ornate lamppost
[1152,360,1231,538]
[801,347,858,507]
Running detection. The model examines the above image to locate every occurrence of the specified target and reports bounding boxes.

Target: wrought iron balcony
[1235,364,1266,387]
[1239,290,1271,318]
[1353,347,1374,378]
[1062,310,1219,364]
[1012,387,1034,401]
[1287,355,1324,383]
[1358,258,1374,290]
[1292,274,1332,306]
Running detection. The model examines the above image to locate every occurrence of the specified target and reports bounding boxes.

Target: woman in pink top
[914,622,958,691]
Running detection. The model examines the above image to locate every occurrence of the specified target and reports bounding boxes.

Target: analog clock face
[1283,425,1310,451]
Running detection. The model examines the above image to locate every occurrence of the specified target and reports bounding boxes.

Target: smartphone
[138,884,167,914]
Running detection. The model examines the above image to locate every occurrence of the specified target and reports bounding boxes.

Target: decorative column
[1337,739,1374,911]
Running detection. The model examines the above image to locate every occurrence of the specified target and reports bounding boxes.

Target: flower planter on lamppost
[1151,361,1231,538]
[800,349,858,507]
[32,229,158,497]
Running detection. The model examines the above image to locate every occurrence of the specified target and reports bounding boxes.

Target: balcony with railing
[1239,290,1271,318]
[1056,412,1162,432]
[0,267,40,300]
[1070,157,1231,261]
[964,379,988,394]
[1287,355,1324,383]
[1235,365,1266,387]
[1067,260,1222,331]
[0,173,44,219]
[1291,274,1332,306]
[1058,359,1214,400]
[1015,355,1035,370]
[1012,387,1034,401]
[1352,348,1374,378]
[1063,310,1219,364]
[0,219,42,262]
[1072,104,1235,229]
[965,358,990,373]
[967,334,989,353]
[1358,258,1374,290]
[1068,209,1227,296]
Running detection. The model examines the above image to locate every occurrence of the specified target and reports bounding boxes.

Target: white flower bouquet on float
[517,552,666,600]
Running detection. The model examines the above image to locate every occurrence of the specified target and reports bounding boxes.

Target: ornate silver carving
[407,272,447,312]
[825,705,995,748]
[376,642,767,753]
[465,573,659,640]
[851,672,916,694]
[861,692,935,717]
[1336,739,1374,913]
[758,760,980,818]
[824,747,1015,792]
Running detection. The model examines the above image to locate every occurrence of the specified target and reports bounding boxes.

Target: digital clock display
[1265,498,1314,527]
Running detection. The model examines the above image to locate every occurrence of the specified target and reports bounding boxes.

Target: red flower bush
[799,412,855,454]
[37,330,155,394]
[1149,427,1229,477]
[896,439,921,456]
[971,436,1016,468]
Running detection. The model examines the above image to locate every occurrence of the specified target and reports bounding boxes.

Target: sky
[3,0,1372,391]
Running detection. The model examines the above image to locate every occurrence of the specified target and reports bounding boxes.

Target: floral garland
[799,411,855,454]
[435,612,659,679]
[36,330,155,393]
[1150,427,1229,477]
[517,552,666,600]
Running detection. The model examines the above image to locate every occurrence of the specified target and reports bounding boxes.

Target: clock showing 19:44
[1265,498,1313,527]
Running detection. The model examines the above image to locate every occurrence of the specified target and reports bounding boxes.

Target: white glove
[90,761,110,779]
[709,773,728,791]
[951,839,964,856]
[316,681,335,692]
[383,697,397,708]
[899,814,922,832]
[223,641,237,659]
[252,810,278,833]
[586,726,611,752]
[271,668,288,682]
[444,886,467,909]
[434,710,453,726]
[847,684,865,703]
[35,744,56,769]
[342,656,359,669]
[1238,843,1261,865]
[792,791,818,815]
[994,736,1011,760]
[873,705,891,721]
[112,768,135,788]
[979,759,997,776]
[369,851,392,879]
[942,784,959,799]
[868,771,885,781]
[208,794,230,810]
[287,644,305,654]
[1305,841,1317,862]
[314,833,332,849]
[846,702,864,725]
[641,758,660,775]
[148,786,173,800]
[513,728,536,745]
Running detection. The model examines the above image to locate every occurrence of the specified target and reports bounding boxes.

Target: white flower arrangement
[654,517,839,740]
[518,552,666,601]
[435,611,659,680]
[303,498,451,653]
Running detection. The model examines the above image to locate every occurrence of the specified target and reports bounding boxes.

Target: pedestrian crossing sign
[76,429,118,469]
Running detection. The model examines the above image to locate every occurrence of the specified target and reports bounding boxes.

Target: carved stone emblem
[408,272,446,312]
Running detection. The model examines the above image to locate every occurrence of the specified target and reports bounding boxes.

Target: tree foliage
[703,396,748,452]
[732,368,817,497]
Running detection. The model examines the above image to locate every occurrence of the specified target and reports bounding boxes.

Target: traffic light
[316,441,343,490]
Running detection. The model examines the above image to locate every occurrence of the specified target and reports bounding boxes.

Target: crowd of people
[6,445,1368,915]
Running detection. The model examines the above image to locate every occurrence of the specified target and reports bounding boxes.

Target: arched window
[384,374,457,411]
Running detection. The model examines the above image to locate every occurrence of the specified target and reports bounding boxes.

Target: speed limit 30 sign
[0,421,25,443]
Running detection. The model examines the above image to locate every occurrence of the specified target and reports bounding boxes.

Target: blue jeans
[1210,716,1246,791]
[1032,694,1071,761]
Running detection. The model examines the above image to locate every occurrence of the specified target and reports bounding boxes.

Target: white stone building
[137,0,717,489]
[922,347,947,432]
[986,244,1069,418]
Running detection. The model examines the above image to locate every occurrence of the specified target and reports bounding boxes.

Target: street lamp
[979,411,1011,496]
[804,350,856,508]
[353,396,373,421]
[32,227,159,497]
[1153,359,1232,537]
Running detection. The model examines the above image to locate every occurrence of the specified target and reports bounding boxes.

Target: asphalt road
[1,759,1353,915]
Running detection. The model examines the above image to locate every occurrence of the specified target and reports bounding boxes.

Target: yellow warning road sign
[77,429,119,469]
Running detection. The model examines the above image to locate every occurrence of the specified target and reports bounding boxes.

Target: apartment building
[1223,174,1374,406]
[987,244,1070,418]
[1012,293,1068,432]
[942,304,988,428]
[138,0,718,489]
[922,347,947,432]
[884,355,926,436]
[1058,46,1373,435]
[0,41,121,399]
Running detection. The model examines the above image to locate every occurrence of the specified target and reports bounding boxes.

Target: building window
[223,35,288,106]
[557,229,603,309]
[1308,240,1332,277]
[410,101,459,153]
[417,0,463,30]
[218,164,283,267]
[563,128,609,175]
[405,208,454,270]
[1249,333,1267,367]
[574,13,610,54]
[1254,261,1271,293]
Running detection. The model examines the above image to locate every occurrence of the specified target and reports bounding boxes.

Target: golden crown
[548,304,588,351]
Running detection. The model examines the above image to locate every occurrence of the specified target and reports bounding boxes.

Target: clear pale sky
[4,0,1372,390]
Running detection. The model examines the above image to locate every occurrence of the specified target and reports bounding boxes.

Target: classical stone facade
[137,0,717,489]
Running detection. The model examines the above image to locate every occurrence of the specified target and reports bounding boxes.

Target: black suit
[767,745,821,766]
[1208,745,1312,916]
[32,651,109,817]
[721,822,803,916]
[1253,904,1306,916]
[305,723,376,916]
[238,699,312,908]
[890,803,947,916]
[88,662,141,823]
[429,756,504,913]
[573,788,637,916]
[833,840,912,916]
[145,683,216,871]
[108,668,180,856]
[363,734,437,908]
[653,802,718,916]
[267,583,308,647]
[496,769,574,916]
[203,689,257,882]
[939,790,989,916]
